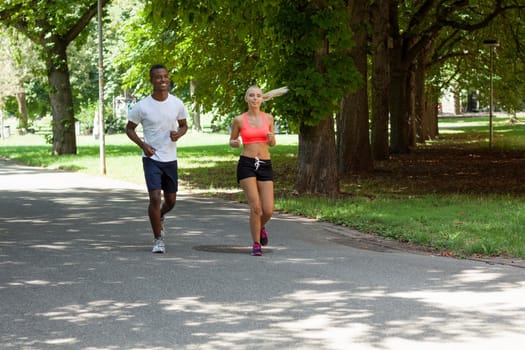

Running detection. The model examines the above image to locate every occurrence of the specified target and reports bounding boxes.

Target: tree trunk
[370,0,390,160]
[389,49,411,154]
[47,39,77,155]
[338,93,373,174]
[190,79,202,132]
[454,88,461,115]
[415,60,427,143]
[337,0,372,175]
[388,0,414,154]
[294,25,339,196]
[192,104,202,132]
[425,87,438,139]
[408,69,417,147]
[15,90,28,132]
[296,116,339,196]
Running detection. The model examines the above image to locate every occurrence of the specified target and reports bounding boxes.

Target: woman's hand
[229,138,241,148]
[267,132,276,146]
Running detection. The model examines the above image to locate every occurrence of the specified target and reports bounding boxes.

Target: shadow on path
[1,159,524,349]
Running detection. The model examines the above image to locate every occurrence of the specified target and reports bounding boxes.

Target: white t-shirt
[128,94,188,162]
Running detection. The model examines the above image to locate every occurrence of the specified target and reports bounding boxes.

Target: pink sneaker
[251,243,262,256]
[260,227,269,246]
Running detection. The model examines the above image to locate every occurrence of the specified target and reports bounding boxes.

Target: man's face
[150,68,170,92]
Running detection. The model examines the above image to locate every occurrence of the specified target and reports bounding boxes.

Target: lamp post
[483,39,499,148]
[97,0,106,174]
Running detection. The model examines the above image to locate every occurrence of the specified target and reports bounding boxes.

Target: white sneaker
[152,238,165,253]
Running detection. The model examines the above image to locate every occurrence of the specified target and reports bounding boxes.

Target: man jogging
[126,64,189,253]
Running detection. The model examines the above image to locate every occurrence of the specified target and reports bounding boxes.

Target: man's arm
[170,119,188,142]
[126,120,156,157]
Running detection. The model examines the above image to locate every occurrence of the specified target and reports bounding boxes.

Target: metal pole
[0,109,4,139]
[483,39,499,149]
[489,46,494,148]
[97,0,107,174]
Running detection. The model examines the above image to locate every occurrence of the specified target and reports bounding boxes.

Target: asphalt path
[1,158,524,350]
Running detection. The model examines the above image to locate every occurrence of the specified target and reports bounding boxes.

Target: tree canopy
[0,0,110,154]
[2,0,525,194]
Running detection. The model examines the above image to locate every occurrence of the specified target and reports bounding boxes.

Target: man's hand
[170,130,184,142]
[142,143,156,157]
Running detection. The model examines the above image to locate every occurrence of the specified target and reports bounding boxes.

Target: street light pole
[483,39,499,149]
[97,0,106,174]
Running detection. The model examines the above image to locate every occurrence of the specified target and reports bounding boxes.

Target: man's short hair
[149,64,167,78]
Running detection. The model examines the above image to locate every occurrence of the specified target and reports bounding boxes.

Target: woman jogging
[229,85,288,256]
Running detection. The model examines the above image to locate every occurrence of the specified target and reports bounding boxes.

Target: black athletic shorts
[237,155,273,182]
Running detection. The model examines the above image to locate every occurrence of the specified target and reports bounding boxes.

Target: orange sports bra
[240,113,269,144]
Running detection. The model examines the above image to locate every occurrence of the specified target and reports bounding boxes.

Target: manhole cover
[193,245,273,254]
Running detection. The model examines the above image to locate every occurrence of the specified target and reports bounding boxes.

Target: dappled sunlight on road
[38,300,148,323]
[1,160,524,349]
[2,234,524,349]
[392,270,525,315]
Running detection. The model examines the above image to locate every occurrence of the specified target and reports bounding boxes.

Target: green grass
[437,115,525,149]
[2,115,525,259]
[276,194,525,258]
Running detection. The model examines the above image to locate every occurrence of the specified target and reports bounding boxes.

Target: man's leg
[161,192,177,218]
[158,160,179,224]
[148,189,163,239]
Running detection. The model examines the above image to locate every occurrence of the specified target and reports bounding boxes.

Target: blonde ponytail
[262,86,289,102]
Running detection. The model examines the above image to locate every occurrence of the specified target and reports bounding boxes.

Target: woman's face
[245,87,263,108]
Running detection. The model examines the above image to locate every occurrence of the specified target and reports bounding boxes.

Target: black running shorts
[237,155,273,182]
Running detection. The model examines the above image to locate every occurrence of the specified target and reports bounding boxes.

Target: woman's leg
[240,177,262,243]
[257,180,274,228]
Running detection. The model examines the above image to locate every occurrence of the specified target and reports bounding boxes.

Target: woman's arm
[266,114,276,147]
[229,115,242,148]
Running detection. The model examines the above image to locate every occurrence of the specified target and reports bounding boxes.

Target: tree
[119,0,525,193]
[0,30,20,118]
[0,27,37,131]
[0,0,111,154]
[479,7,525,117]
[259,1,361,195]
[388,0,525,154]
[370,0,391,161]
[124,0,360,195]
[120,0,264,115]
[337,0,373,175]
